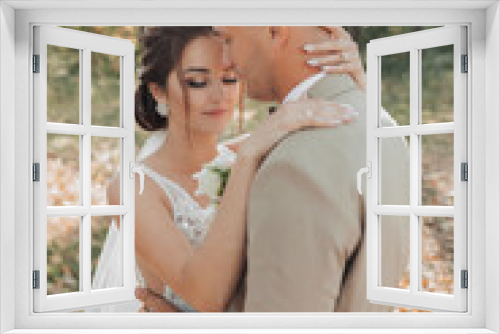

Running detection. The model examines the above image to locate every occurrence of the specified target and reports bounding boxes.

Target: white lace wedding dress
[85,130,234,312]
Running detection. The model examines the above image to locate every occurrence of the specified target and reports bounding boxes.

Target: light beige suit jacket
[226,73,410,312]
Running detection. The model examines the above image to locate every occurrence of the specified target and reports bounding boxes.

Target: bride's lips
[203,109,228,116]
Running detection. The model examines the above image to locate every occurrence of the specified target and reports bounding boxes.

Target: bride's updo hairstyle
[135,26,216,131]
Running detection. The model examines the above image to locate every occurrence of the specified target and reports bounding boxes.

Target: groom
[141,26,410,312]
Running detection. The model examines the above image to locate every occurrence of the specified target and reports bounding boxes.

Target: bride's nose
[209,80,224,102]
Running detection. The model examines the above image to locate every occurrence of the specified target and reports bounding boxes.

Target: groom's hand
[135,287,180,312]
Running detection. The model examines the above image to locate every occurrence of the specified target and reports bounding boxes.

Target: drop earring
[157,103,169,117]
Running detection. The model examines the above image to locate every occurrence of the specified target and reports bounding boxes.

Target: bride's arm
[132,100,357,312]
[108,179,180,312]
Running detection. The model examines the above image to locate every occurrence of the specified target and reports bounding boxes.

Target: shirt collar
[282,71,326,103]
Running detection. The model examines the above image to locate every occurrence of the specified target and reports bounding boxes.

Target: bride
[88,26,365,313]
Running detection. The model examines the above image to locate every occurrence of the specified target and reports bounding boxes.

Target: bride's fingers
[317,26,342,37]
[303,39,357,54]
[135,288,164,311]
[317,104,358,125]
[293,103,357,128]
[136,289,155,305]
[318,26,352,41]
[135,287,148,300]
[321,63,360,74]
[307,53,358,67]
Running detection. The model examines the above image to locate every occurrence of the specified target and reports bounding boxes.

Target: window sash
[366,26,468,312]
[32,25,137,313]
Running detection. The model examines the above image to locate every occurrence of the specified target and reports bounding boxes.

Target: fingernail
[307,59,319,66]
[303,44,315,51]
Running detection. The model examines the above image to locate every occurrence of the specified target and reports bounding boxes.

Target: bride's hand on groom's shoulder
[238,98,358,164]
[303,26,366,92]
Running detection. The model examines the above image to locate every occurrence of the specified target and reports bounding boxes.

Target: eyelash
[185,77,239,89]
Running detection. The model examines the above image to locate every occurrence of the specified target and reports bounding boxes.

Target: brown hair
[135,26,213,131]
[135,26,245,135]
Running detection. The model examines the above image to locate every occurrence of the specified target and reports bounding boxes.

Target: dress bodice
[137,164,215,247]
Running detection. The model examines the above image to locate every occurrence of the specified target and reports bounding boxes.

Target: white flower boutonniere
[193,147,237,206]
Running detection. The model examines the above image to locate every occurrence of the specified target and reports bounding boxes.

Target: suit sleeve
[242,133,362,312]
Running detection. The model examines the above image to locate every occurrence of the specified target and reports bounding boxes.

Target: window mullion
[81,47,92,295]
[409,47,420,295]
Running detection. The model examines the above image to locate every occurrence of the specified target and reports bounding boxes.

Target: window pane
[380,136,410,205]
[380,215,410,290]
[91,215,123,290]
[47,216,80,295]
[380,51,410,127]
[47,134,80,206]
[421,133,454,206]
[421,45,454,124]
[421,216,454,294]
[91,137,121,206]
[91,52,121,127]
[47,45,80,124]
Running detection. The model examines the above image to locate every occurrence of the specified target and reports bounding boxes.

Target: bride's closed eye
[185,76,239,89]
[185,79,208,88]
[222,77,238,85]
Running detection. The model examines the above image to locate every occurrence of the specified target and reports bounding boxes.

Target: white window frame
[0,1,499,333]
[32,25,137,313]
[365,26,468,313]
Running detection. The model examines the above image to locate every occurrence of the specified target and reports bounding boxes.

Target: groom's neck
[275,65,320,103]
[272,27,330,103]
